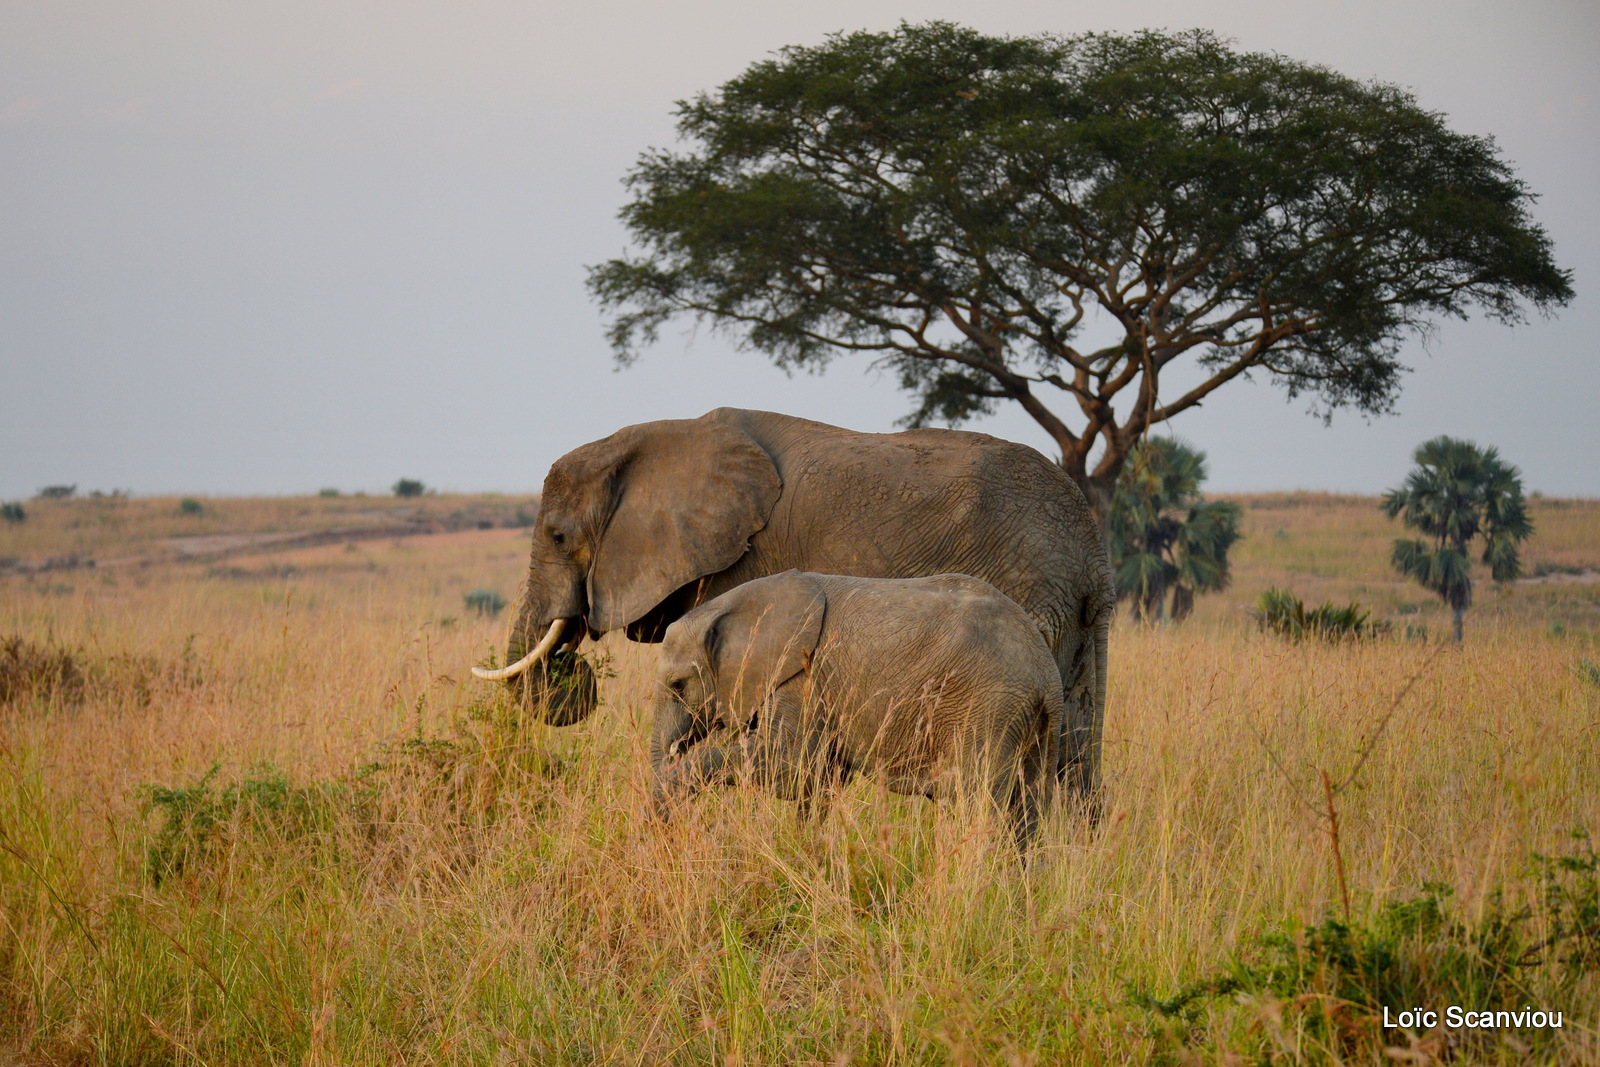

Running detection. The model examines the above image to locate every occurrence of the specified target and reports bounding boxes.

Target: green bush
[463,589,508,617]
[1134,834,1598,1060]
[35,484,75,500]
[393,478,425,498]
[1,502,24,523]
[1576,657,1600,689]
[179,497,204,516]
[318,487,340,498]
[1252,586,1390,642]
[142,764,344,885]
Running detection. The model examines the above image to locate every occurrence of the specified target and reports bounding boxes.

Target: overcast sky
[2,0,1595,499]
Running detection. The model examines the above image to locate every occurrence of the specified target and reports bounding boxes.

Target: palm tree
[1381,436,1532,643]
[1109,438,1242,623]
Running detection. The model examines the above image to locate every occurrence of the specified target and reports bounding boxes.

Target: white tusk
[471,618,568,681]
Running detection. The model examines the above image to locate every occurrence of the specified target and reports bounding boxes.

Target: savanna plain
[2,493,1598,1065]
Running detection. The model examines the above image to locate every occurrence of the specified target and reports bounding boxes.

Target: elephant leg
[1056,606,1109,821]
[758,689,839,811]
[1008,696,1060,854]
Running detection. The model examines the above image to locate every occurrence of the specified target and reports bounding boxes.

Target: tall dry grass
[1,507,1597,1064]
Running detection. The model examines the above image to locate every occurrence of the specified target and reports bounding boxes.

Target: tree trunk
[1451,605,1465,644]
[1170,584,1195,622]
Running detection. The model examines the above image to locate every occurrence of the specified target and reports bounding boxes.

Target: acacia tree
[588,24,1572,524]
[1110,438,1241,622]
[1382,436,1532,644]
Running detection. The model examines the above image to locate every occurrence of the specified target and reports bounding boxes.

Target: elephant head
[482,415,782,723]
[651,570,826,788]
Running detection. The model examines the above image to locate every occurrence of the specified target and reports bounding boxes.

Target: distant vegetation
[463,589,508,617]
[318,488,340,498]
[1383,436,1532,643]
[1,503,23,524]
[1251,587,1389,642]
[179,498,204,516]
[393,479,425,498]
[35,485,75,500]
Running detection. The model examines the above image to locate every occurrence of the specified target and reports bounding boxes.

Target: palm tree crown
[1381,435,1532,642]
[1109,438,1242,622]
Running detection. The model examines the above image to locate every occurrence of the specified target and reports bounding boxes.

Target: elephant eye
[548,529,565,546]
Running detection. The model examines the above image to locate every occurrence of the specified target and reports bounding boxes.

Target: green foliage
[1134,835,1598,1059]
[1383,436,1533,641]
[1576,657,1600,689]
[1252,587,1388,642]
[1109,438,1241,622]
[142,764,345,885]
[318,487,340,498]
[35,484,75,500]
[463,588,508,617]
[392,478,425,498]
[590,23,1572,505]
[142,695,577,889]
[179,497,204,516]
[1,502,24,523]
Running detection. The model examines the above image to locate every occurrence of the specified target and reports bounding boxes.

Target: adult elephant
[475,408,1114,804]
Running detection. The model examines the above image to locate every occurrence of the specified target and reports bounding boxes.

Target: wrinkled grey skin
[504,408,1113,804]
[651,572,1063,849]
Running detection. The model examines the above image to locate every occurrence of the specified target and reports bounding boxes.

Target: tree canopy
[589,23,1573,519]
[1382,435,1532,643]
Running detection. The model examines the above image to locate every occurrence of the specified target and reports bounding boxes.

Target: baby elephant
[651,570,1063,848]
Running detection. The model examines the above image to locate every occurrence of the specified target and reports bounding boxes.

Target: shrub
[35,484,76,500]
[0,633,201,709]
[393,478,425,498]
[1133,834,1598,1061]
[463,589,508,617]
[142,764,345,885]
[318,487,340,498]
[1576,657,1600,689]
[0,635,83,705]
[1252,587,1390,642]
[179,497,203,515]
[1,502,24,523]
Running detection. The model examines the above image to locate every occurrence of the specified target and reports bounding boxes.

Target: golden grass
[1,497,1597,1064]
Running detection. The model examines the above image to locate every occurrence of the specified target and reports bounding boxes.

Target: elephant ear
[587,416,782,631]
[710,571,827,715]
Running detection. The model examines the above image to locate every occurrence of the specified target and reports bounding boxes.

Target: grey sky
[2,0,1596,499]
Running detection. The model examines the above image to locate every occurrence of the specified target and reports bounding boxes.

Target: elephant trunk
[513,649,599,726]
[649,695,702,815]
